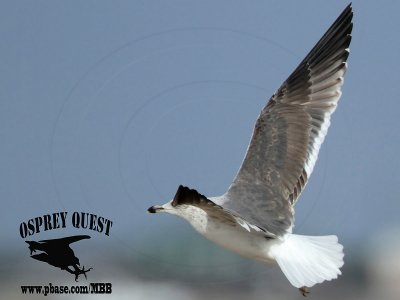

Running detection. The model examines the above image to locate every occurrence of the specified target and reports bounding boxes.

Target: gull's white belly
[193,214,280,262]
[170,204,282,262]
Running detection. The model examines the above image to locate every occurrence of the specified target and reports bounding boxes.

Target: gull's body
[160,199,281,262]
[148,4,353,295]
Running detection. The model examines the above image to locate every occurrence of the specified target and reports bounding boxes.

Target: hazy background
[1,0,399,299]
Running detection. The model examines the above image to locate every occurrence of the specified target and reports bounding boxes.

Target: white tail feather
[271,234,344,288]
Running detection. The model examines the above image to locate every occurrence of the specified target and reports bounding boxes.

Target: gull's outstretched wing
[218,5,353,236]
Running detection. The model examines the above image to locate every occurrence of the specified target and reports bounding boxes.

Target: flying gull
[148,4,353,296]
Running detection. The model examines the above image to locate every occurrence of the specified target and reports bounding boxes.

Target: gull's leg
[299,286,310,297]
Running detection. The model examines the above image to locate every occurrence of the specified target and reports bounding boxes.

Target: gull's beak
[147,205,164,213]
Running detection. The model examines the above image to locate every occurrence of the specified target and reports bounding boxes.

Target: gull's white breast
[172,204,282,262]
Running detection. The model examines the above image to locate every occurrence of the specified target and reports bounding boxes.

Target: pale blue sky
[1,0,400,293]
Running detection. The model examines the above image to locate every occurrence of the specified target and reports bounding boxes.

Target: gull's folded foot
[299,286,310,297]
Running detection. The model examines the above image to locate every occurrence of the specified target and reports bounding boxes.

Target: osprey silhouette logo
[20,211,113,282]
[25,235,92,282]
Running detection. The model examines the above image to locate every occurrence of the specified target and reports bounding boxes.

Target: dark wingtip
[171,185,208,207]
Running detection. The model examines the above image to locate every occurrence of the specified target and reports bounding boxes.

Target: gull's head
[147,185,211,233]
[147,185,202,215]
[147,205,163,214]
[147,185,184,215]
[147,201,173,214]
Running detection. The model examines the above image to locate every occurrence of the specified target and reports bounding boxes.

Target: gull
[148,4,353,296]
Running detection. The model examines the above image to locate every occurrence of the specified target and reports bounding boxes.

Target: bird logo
[25,235,92,282]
